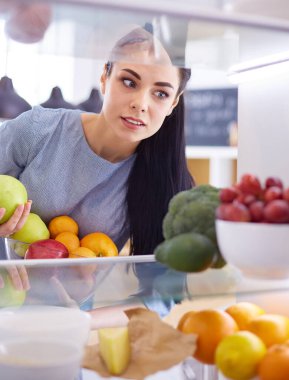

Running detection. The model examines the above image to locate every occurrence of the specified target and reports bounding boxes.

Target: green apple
[0,270,26,308]
[11,213,50,257]
[0,175,28,224]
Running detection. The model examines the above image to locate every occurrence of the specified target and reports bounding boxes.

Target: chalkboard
[184,88,238,146]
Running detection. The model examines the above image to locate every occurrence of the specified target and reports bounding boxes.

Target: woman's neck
[81,113,138,163]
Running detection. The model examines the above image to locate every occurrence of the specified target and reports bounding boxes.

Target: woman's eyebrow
[121,68,174,90]
[122,68,141,80]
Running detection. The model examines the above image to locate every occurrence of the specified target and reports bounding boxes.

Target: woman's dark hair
[106,28,194,254]
[127,77,194,255]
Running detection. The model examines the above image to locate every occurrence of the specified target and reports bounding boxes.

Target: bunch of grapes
[216,174,289,223]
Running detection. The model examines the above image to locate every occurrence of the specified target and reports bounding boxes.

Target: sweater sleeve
[0,108,39,178]
[0,106,57,178]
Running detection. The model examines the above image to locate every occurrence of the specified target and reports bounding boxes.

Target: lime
[215,331,267,380]
[154,232,215,272]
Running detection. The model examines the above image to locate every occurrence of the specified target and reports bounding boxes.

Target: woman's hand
[0,265,30,291]
[0,201,32,238]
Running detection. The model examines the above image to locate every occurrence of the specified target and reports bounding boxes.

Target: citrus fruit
[154,232,216,272]
[177,309,238,364]
[225,302,265,330]
[69,247,97,278]
[55,231,80,253]
[247,314,289,347]
[258,341,289,380]
[215,331,267,380]
[177,311,196,332]
[48,215,79,238]
[80,232,118,257]
[69,246,95,259]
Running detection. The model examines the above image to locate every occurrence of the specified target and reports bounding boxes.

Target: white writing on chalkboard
[184,88,238,146]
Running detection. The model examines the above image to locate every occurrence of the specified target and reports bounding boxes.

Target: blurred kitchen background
[1,0,289,187]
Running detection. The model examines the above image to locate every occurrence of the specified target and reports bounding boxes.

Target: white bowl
[0,337,82,380]
[0,306,91,380]
[0,306,91,347]
[216,220,289,280]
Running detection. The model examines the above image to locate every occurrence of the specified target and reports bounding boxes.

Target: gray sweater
[0,106,136,256]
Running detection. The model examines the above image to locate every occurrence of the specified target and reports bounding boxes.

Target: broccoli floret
[163,185,220,244]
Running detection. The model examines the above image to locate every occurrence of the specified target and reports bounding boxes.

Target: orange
[177,309,238,364]
[48,215,79,238]
[258,341,289,380]
[247,314,289,348]
[69,247,96,258]
[80,232,118,257]
[69,247,97,278]
[225,302,265,330]
[55,231,80,253]
[177,311,196,332]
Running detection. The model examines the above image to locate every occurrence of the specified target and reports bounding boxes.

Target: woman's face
[100,60,181,144]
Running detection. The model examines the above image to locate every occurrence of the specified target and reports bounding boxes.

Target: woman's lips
[121,117,146,130]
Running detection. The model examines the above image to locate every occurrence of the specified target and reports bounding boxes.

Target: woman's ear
[100,65,107,95]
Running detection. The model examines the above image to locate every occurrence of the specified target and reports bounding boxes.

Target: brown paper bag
[82,308,197,379]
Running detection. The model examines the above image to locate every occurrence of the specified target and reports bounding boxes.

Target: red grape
[216,204,232,221]
[264,186,283,203]
[283,187,289,203]
[239,174,262,196]
[265,177,283,189]
[220,187,239,203]
[236,193,256,206]
[249,201,265,222]
[225,202,251,222]
[264,200,289,223]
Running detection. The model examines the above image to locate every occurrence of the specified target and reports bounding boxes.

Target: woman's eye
[155,90,169,99]
[123,78,136,88]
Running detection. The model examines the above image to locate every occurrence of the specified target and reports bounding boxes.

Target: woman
[0,27,194,288]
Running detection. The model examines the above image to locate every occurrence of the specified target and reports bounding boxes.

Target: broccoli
[155,185,226,272]
[163,184,220,244]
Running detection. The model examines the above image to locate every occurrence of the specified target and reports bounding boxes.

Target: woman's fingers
[0,275,4,289]
[2,266,30,291]
[13,200,32,232]
[17,266,30,290]
[50,276,79,309]
[6,266,25,291]
[0,208,5,222]
[0,201,32,237]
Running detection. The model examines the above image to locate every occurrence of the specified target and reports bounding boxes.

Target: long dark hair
[106,28,194,254]
[127,68,194,255]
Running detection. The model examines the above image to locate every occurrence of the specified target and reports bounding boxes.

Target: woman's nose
[130,93,148,113]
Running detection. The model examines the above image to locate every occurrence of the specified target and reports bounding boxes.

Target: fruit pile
[0,174,118,260]
[216,174,289,223]
[20,215,118,260]
[178,302,289,380]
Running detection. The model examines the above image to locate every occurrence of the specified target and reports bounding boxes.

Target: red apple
[25,239,69,259]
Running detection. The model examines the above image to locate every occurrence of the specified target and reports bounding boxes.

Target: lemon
[215,331,266,380]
